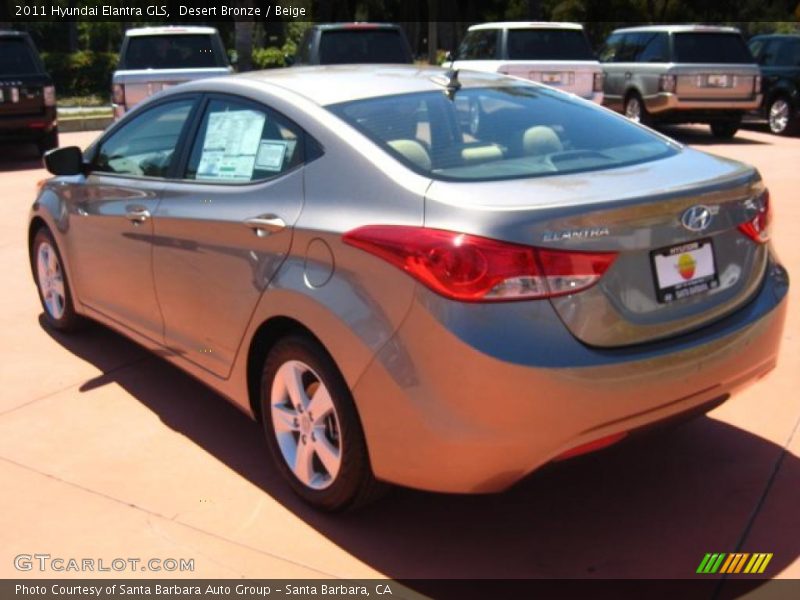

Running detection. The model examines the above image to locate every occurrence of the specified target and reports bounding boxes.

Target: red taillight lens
[112,83,125,105]
[738,190,771,244]
[593,72,605,92]
[43,85,56,107]
[343,226,617,302]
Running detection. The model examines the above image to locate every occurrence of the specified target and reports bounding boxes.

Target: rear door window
[673,33,753,64]
[506,29,594,61]
[457,30,499,60]
[0,38,41,75]
[123,35,227,69]
[184,98,304,183]
[317,29,410,64]
[636,32,670,62]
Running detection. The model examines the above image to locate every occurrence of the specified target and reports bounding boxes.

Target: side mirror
[284,54,296,67]
[44,146,84,176]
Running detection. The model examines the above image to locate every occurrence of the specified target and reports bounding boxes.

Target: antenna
[444,68,461,100]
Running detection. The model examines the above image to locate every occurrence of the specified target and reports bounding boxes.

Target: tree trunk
[427,0,438,65]
[235,0,255,72]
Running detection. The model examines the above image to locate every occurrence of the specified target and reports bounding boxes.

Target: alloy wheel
[769,98,790,134]
[36,241,66,320]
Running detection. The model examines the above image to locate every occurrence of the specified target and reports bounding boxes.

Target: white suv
[444,22,604,104]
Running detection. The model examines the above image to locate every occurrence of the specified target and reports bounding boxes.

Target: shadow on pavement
[40,317,800,586]
[658,125,772,146]
[0,142,42,172]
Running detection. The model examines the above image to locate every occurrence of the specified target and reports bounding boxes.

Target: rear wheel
[31,228,84,332]
[709,119,740,139]
[260,335,385,511]
[767,96,798,136]
[624,93,650,126]
[37,127,59,157]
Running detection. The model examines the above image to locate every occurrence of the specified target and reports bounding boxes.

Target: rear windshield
[329,85,677,182]
[318,29,410,64]
[507,29,594,61]
[123,35,227,70]
[0,39,41,75]
[673,33,753,64]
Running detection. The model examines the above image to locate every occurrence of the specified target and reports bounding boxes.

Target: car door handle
[125,206,151,224]
[243,214,286,237]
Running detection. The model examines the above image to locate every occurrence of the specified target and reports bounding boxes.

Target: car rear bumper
[646,92,762,118]
[353,258,789,493]
[0,107,57,140]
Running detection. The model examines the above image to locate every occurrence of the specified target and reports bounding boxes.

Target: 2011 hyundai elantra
[29,65,788,510]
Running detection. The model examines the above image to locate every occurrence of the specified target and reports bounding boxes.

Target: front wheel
[709,120,740,139]
[260,335,385,511]
[31,228,84,331]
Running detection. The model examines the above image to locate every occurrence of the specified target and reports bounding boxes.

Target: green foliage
[252,47,287,70]
[41,51,118,97]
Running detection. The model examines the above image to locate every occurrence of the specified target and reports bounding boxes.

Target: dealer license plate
[651,239,719,303]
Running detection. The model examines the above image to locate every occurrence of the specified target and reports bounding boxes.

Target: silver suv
[444,22,604,104]
[600,25,761,138]
[112,26,232,120]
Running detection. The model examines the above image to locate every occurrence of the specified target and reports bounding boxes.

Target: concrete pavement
[0,128,798,585]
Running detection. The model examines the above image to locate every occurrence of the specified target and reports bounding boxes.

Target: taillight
[112,83,125,105]
[343,226,617,302]
[43,85,56,107]
[658,74,677,93]
[738,190,771,244]
[593,72,605,92]
[754,75,762,93]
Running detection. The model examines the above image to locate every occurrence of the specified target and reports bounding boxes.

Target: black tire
[767,95,799,136]
[709,120,740,139]
[260,334,386,511]
[31,227,85,332]
[37,127,59,157]
[624,92,650,126]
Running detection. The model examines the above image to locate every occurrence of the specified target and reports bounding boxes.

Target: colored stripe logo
[696,553,773,574]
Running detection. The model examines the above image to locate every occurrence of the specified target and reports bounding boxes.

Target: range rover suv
[748,34,800,136]
[600,25,761,138]
[443,22,604,104]
[0,30,58,156]
[112,26,232,120]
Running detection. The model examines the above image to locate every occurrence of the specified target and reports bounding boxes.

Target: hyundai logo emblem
[681,205,713,232]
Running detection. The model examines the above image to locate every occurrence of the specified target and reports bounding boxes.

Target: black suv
[0,31,58,156]
[292,23,413,65]
[748,34,800,135]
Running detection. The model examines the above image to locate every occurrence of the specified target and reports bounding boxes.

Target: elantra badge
[681,205,713,232]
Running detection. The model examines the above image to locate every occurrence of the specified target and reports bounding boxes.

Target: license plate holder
[542,72,563,84]
[650,239,719,303]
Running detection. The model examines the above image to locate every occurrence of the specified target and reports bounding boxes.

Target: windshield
[0,39,41,75]
[673,33,753,64]
[329,85,677,182]
[507,29,594,60]
[123,35,227,70]
[318,30,411,64]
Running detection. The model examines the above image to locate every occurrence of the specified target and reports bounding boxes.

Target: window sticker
[255,140,288,172]
[197,109,266,181]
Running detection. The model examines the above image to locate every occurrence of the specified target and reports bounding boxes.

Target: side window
[93,99,195,178]
[599,33,623,62]
[760,40,779,66]
[184,98,304,183]
[457,30,498,60]
[748,39,766,63]
[776,39,800,66]
[616,33,644,62]
[637,33,669,62]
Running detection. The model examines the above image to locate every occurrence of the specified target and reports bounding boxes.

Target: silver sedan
[29,66,788,510]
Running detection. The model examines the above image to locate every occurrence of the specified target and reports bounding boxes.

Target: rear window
[318,29,410,64]
[123,35,227,70]
[329,85,677,182]
[673,33,753,64]
[0,39,41,75]
[507,29,594,61]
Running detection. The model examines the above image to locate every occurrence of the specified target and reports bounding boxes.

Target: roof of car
[125,26,219,37]
[749,33,800,39]
[0,30,30,38]
[468,22,584,31]
[313,23,402,30]
[613,24,741,34]
[236,64,517,107]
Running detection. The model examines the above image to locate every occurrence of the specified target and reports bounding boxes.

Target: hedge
[252,47,287,70]
[40,51,119,98]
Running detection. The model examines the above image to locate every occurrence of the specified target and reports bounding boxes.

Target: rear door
[66,96,199,341]
[152,95,307,377]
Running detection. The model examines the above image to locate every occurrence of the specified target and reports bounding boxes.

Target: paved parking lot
[0,127,798,585]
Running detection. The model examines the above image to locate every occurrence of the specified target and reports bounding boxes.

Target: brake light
[658,74,677,93]
[738,190,771,244]
[112,83,125,106]
[593,72,605,92]
[553,432,628,461]
[343,226,617,302]
[43,85,56,107]
[753,75,762,93]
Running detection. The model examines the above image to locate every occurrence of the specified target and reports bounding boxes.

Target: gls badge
[681,205,713,232]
